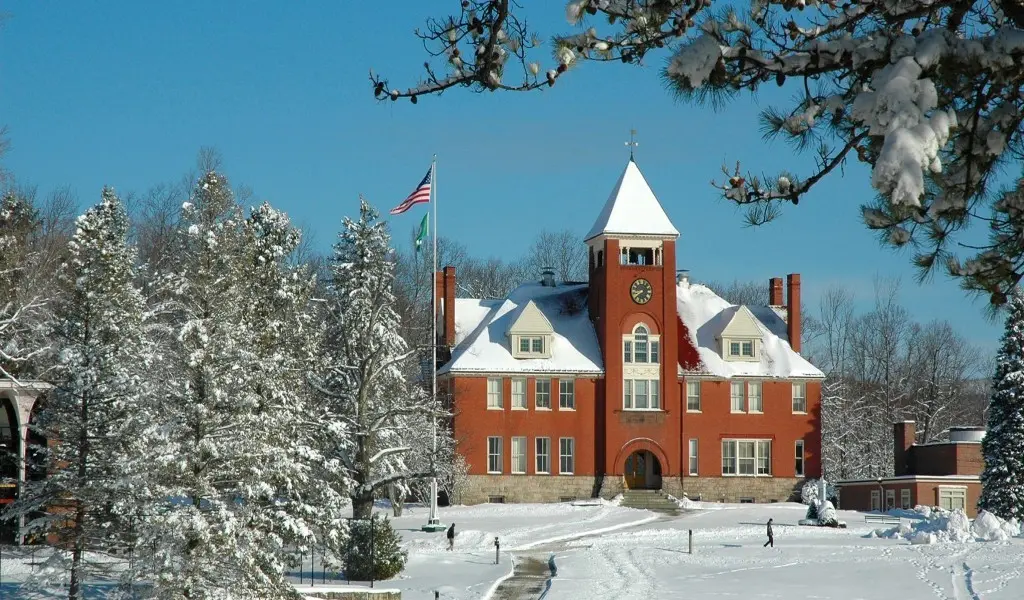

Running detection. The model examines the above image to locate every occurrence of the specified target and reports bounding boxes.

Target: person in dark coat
[764,518,774,548]
[447,523,455,551]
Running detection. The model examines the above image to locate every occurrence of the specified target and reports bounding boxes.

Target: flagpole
[425,154,441,531]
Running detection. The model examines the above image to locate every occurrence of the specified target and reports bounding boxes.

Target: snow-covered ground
[376,500,1024,600]
[4,501,1023,599]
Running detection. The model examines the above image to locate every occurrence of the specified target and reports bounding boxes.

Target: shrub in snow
[979,291,1024,520]
[817,501,839,528]
[344,516,408,581]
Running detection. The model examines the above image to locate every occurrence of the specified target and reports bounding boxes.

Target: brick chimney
[434,266,457,346]
[769,277,784,306]
[786,273,801,353]
[893,421,916,476]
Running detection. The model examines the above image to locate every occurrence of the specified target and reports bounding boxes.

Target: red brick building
[437,159,824,504]
[836,422,984,516]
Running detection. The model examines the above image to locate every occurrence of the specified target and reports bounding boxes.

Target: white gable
[584,160,679,241]
[720,306,764,339]
[507,300,553,335]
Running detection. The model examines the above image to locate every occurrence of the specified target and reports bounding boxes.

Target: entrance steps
[620,489,680,514]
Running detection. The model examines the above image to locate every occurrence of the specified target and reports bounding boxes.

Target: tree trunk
[388,483,404,517]
[352,492,374,520]
[68,502,86,600]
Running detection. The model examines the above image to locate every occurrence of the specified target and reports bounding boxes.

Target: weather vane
[625,128,638,159]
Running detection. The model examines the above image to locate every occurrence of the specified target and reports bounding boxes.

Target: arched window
[623,323,660,364]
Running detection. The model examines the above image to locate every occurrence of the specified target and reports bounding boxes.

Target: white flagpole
[426,155,441,530]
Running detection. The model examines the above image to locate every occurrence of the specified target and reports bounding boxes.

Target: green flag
[415,213,429,253]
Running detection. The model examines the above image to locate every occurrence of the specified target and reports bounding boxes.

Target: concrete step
[619,488,680,514]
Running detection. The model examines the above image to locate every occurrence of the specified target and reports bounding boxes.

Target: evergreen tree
[131,172,344,599]
[979,291,1024,520]
[314,198,438,520]
[3,189,146,599]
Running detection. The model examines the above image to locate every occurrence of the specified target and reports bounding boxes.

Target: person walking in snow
[447,523,455,551]
[764,518,774,548]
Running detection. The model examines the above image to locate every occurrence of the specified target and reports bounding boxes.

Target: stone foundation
[460,475,601,504]
[678,477,804,503]
[459,475,805,504]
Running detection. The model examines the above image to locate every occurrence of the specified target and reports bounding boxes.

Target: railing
[864,514,901,525]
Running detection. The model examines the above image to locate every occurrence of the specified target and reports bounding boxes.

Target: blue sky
[0,1,1003,357]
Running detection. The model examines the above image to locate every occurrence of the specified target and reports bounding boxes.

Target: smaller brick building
[836,421,984,516]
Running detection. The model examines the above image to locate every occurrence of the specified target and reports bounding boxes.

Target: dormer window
[719,306,764,362]
[728,340,755,358]
[508,300,554,359]
[624,324,660,364]
[518,336,545,355]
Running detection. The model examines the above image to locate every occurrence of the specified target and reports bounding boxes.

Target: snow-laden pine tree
[131,172,345,599]
[978,291,1024,520]
[3,189,146,599]
[314,198,440,520]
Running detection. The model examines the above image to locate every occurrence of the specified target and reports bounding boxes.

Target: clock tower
[586,158,682,492]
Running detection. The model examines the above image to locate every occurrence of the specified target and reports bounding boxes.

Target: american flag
[389,167,432,215]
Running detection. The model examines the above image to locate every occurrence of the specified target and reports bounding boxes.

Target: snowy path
[546,503,1024,599]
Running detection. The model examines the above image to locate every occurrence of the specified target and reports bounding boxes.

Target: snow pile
[874,507,1022,544]
[971,510,1021,541]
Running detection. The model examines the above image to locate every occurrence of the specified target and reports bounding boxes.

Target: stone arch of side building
[0,380,51,544]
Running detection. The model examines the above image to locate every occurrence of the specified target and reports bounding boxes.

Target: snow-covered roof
[440,284,604,375]
[677,281,824,379]
[584,160,679,241]
[440,280,823,380]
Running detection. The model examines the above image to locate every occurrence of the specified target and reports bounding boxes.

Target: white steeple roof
[584,159,679,241]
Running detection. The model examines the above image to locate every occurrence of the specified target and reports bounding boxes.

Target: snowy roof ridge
[584,160,679,241]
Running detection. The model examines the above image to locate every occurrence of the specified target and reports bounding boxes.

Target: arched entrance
[624,450,662,490]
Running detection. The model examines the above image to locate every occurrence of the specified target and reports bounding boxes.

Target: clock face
[630,278,653,304]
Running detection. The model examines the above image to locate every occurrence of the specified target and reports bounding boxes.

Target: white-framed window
[901,488,911,510]
[511,378,526,409]
[559,437,575,475]
[938,486,967,511]
[511,436,526,474]
[686,380,701,411]
[870,489,881,511]
[623,324,660,364]
[688,439,699,476]
[885,489,895,511]
[795,440,805,477]
[535,437,550,474]
[721,439,772,476]
[487,378,503,410]
[730,381,745,412]
[487,437,502,474]
[792,382,807,413]
[517,335,546,354]
[559,379,575,410]
[535,378,551,409]
[757,440,771,475]
[726,338,757,359]
[748,381,762,413]
[624,378,661,410]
